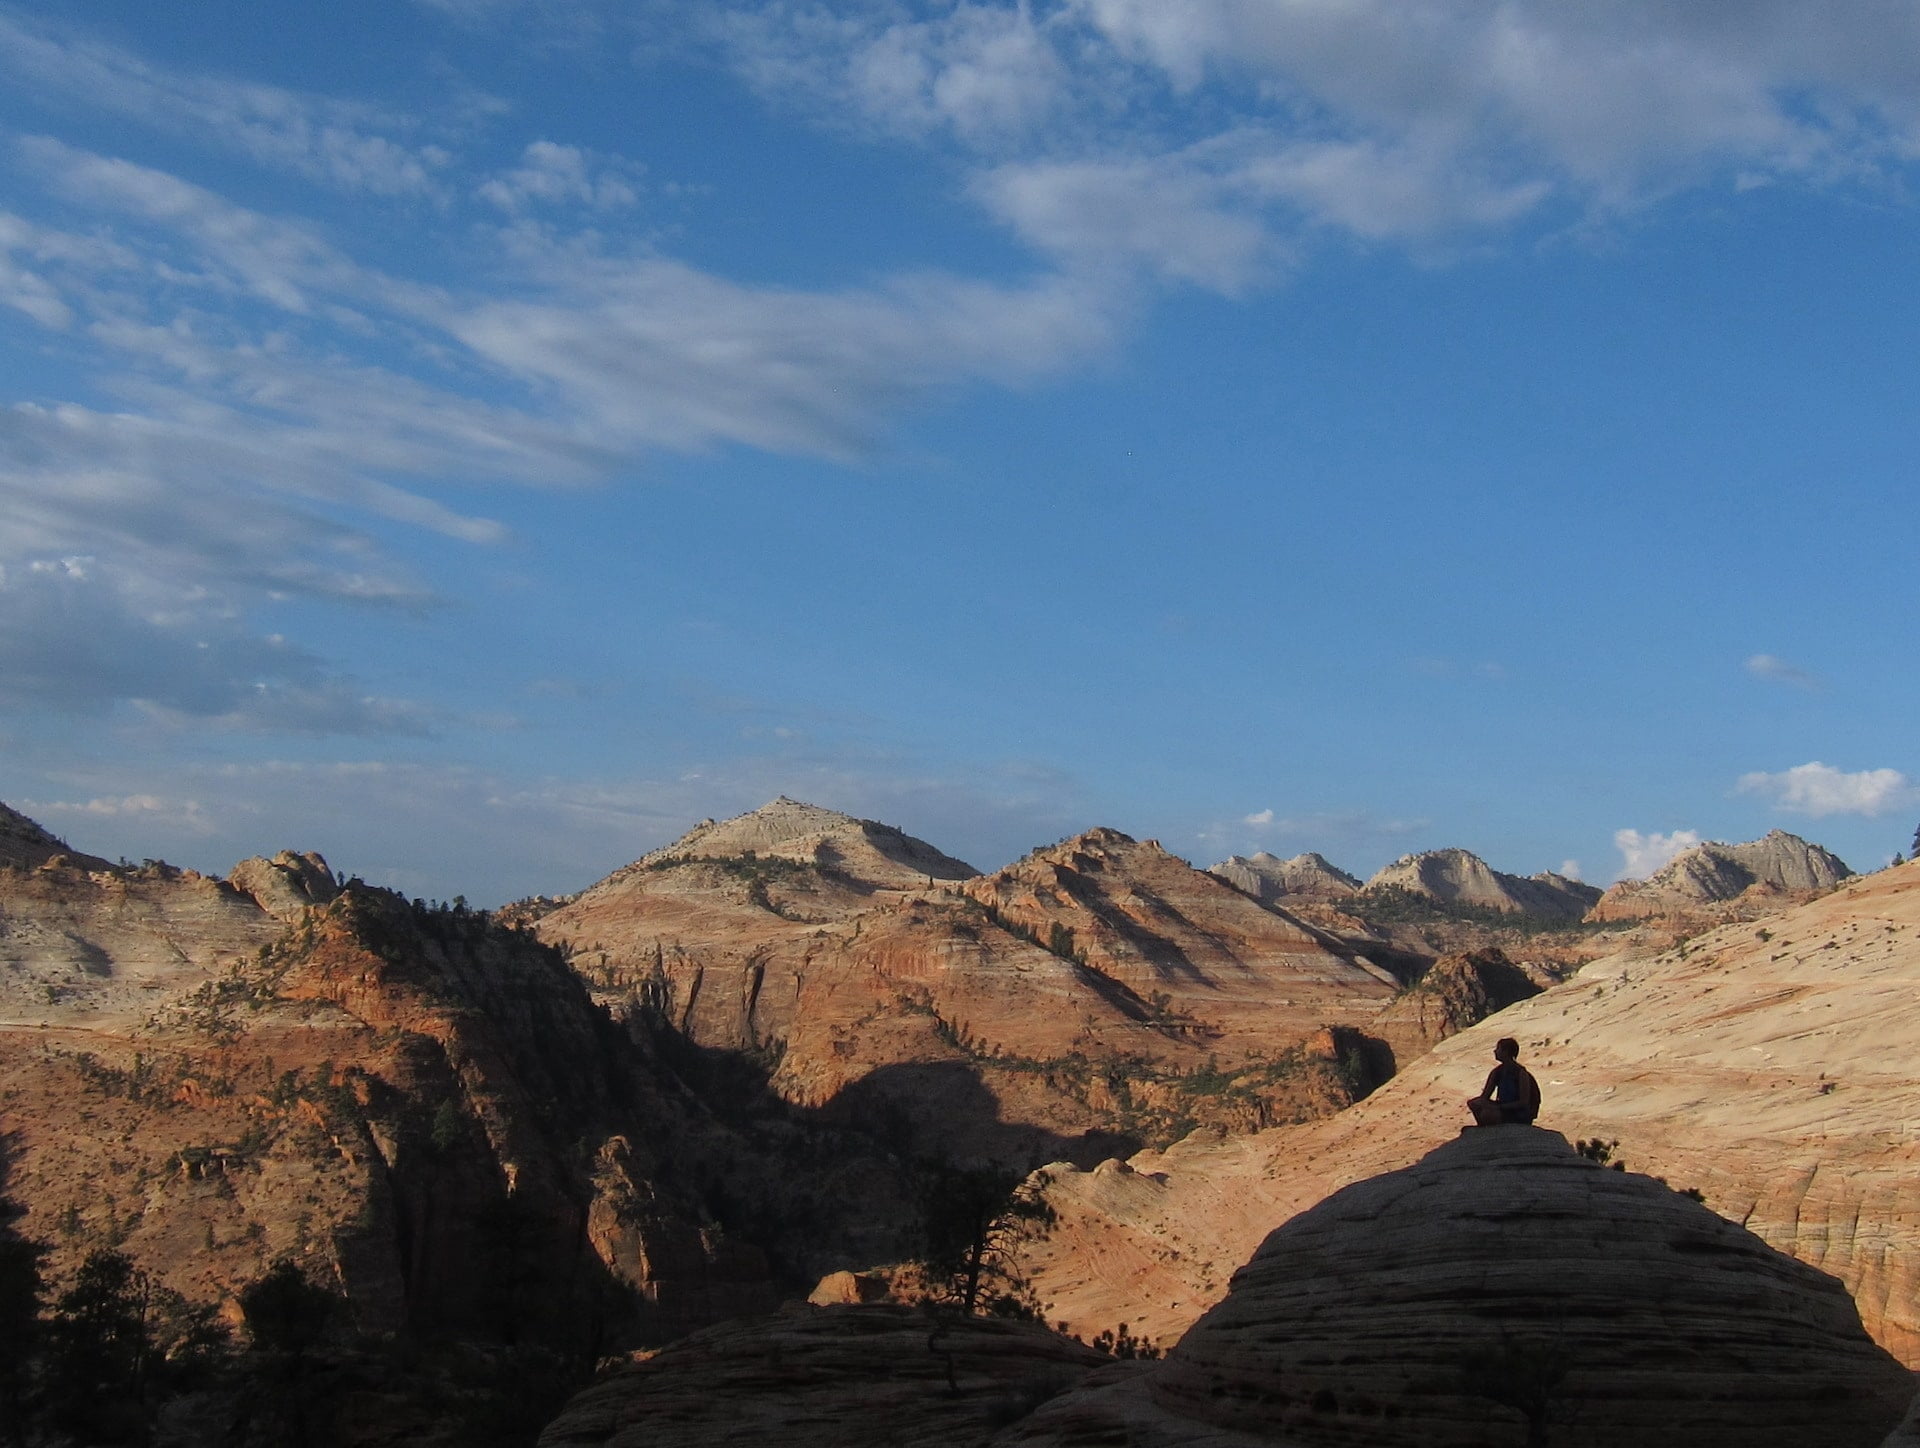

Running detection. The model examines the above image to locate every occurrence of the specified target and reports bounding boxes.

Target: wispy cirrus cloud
[1736,761,1917,818]
[0,124,1120,727]
[0,9,454,197]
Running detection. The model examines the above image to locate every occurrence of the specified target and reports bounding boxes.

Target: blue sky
[2,0,1917,903]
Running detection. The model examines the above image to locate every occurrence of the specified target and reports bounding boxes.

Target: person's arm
[1482,1066,1502,1096]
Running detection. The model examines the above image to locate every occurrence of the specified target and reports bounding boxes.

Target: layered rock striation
[1001,1129,1912,1447]
[536,807,1406,1169]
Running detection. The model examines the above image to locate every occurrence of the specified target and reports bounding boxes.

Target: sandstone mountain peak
[1210,850,1361,903]
[636,796,977,887]
[1366,846,1602,921]
[1008,1128,1912,1446]
[1590,828,1852,922]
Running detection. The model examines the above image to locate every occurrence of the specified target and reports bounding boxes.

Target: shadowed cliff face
[0,859,772,1358]
[1000,1129,1913,1448]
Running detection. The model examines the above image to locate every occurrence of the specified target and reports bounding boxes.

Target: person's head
[1494,1037,1519,1063]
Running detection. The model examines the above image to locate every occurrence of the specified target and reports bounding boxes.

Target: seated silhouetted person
[1467,1036,1541,1127]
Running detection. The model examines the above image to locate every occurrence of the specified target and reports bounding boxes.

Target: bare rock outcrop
[1364,847,1602,921]
[1208,851,1359,902]
[1020,861,1920,1365]
[227,849,339,921]
[537,1304,1108,1448]
[1589,828,1852,921]
[1000,1129,1912,1448]
[1370,948,1542,1064]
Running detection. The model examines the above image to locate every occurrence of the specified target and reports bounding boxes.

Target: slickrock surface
[1365,847,1602,921]
[537,1304,1108,1448]
[998,1129,1913,1448]
[1590,828,1852,921]
[1022,861,1920,1364]
[0,857,282,1031]
[537,806,1403,1165]
[1208,850,1359,902]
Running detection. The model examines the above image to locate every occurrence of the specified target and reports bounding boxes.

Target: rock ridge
[1590,829,1852,921]
[1365,847,1602,921]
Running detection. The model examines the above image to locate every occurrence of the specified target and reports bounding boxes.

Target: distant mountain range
[1211,830,1850,927]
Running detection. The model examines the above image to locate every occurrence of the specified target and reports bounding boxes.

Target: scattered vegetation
[1086,1321,1161,1360]
[1575,1139,1704,1202]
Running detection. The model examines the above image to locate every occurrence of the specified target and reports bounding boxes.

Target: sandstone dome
[1001,1127,1912,1447]
[638,796,977,886]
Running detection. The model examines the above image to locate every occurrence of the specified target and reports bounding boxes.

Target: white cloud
[1745,652,1818,688]
[1613,827,1701,879]
[1735,761,1916,817]
[973,153,1282,290]
[1072,0,1920,194]
[716,2,1073,146]
[1243,808,1274,826]
[715,0,1920,275]
[1558,859,1582,880]
[0,11,449,197]
[477,142,643,212]
[0,125,1126,725]
[25,793,214,836]
[447,258,1117,458]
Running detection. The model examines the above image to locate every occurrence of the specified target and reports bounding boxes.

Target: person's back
[1468,1037,1540,1127]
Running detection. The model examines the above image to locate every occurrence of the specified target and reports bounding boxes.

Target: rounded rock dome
[1002,1128,1912,1447]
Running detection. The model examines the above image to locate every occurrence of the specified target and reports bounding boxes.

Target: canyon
[1,794,1906,1445]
